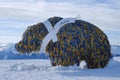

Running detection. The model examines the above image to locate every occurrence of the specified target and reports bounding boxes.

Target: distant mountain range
[111,45,120,56]
[0,43,120,60]
[0,43,49,60]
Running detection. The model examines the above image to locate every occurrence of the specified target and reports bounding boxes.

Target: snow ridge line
[40,18,76,53]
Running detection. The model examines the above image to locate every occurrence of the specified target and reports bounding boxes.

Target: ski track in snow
[0,57,120,80]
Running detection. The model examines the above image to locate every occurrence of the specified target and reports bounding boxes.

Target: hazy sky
[0,0,120,45]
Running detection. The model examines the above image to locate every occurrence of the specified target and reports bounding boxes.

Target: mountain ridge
[0,43,119,60]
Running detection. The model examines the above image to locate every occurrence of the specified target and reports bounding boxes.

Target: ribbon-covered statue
[15,17,111,68]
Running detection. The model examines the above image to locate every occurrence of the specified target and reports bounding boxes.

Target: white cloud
[0,0,120,45]
[0,1,119,31]
[0,36,21,43]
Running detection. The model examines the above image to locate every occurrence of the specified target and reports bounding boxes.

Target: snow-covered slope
[0,43,49,60]
[0,43,9,51]
[0,57,120,80]
[111,45,120,56]
[0,43,120,60]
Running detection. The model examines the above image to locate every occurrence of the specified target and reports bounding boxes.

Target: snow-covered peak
[111,45,120,56]
[0,43,9,51]
[0,43,49,60]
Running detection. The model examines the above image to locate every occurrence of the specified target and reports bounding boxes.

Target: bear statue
[15,16,111,68]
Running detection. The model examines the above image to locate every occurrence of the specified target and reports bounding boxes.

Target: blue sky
[0,0,120,45]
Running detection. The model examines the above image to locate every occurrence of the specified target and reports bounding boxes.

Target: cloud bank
[0,0,120,45]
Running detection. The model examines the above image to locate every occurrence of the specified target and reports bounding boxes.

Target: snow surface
[0,57,120,80]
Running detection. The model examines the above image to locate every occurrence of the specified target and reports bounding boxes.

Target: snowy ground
[0,57,120,80]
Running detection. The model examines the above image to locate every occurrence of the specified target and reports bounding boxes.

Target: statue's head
[15,17,63,53]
